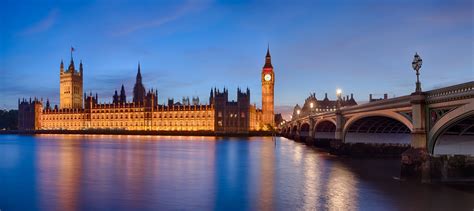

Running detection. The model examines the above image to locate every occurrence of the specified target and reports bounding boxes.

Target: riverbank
[0,129,277,137]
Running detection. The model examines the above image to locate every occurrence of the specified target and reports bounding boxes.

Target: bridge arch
[343,112,412,144]
[343,111,413,135]
[429,102,474,155]
[313,119,337,139]
[291,125,298,137]
[299,122,311,138]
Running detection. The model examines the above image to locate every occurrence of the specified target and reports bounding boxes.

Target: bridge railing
[426,81,474,103]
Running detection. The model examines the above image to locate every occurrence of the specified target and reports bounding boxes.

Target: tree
[0,110,18,130]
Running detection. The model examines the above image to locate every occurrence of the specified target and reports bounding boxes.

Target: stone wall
[429,155,474,182]
[330,141,410,157]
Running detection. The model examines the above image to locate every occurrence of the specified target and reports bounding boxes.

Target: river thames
[0,135,472,210]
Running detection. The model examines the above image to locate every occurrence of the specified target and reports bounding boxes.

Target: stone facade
[18,49,275,133]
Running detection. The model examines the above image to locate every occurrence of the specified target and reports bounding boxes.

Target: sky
[0,0,472,118]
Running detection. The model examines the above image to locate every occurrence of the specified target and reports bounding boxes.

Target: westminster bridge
[280,81,474,182]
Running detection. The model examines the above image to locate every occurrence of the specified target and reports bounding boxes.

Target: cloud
[275,105,294,121]
[114,0,210,35]
[20,9,58,35]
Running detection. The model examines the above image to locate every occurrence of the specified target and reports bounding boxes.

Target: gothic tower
[59,52,83,109]
[133,62,146,103]
[261,46,275,128]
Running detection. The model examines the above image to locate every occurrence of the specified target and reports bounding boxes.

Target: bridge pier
[329,110,345,153]
[401,93,431,182]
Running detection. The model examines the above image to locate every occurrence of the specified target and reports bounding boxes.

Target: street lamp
[336,89,342,109]
[297,109,301,115]
[412,52,423,93]
[336,89,342,98]
[310,102,314,109]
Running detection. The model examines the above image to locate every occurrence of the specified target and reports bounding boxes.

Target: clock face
[264,74,272,81]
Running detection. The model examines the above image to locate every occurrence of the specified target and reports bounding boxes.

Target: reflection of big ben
[262,47,274,128]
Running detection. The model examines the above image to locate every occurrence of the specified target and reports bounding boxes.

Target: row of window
[217,112,246,118]
[90,109,212,113]
[43,113,213,120]
[44,121,213,127]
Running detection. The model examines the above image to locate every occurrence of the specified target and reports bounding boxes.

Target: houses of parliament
[18,48,276,133]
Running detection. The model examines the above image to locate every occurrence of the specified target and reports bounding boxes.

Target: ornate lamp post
[412,53,423,93]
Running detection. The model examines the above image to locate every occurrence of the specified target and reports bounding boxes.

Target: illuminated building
[261,47,275,128]
[18,48,277,133]
[290,93,357,121]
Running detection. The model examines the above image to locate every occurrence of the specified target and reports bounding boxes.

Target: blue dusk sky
[0,0,472,118]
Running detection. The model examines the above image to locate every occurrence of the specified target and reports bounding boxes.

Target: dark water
[0,135,472,210]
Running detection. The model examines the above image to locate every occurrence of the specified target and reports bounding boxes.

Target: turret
[120,84,126,103]
[113,90,119,104]
[79,60,83,76]
[209,88,214,104]
[60,60,64,73]
[68,57,75,72]
[46,98,51,110]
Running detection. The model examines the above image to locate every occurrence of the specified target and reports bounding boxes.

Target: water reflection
[258,138,274,210]
[37,135,82,210]
[0,135,472,210]
[327,161,358,210]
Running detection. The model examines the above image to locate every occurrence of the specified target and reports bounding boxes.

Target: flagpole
[70,46,73,61]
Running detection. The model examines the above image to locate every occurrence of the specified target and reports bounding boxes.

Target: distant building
[291,92,357,121]
[18,48,277,133]
[369,93,388,102]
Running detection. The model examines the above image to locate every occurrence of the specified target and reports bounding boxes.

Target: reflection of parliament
[18,48,277,133]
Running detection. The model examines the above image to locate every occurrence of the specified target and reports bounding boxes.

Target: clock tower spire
[261,45,275,129]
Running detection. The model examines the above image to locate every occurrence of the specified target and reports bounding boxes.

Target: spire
[266,43,271,57]
[137,62,141,76]
[264,45,273,68]
[133,62,146,103]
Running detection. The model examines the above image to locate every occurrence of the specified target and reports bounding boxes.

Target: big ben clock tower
[262,47,275,128]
